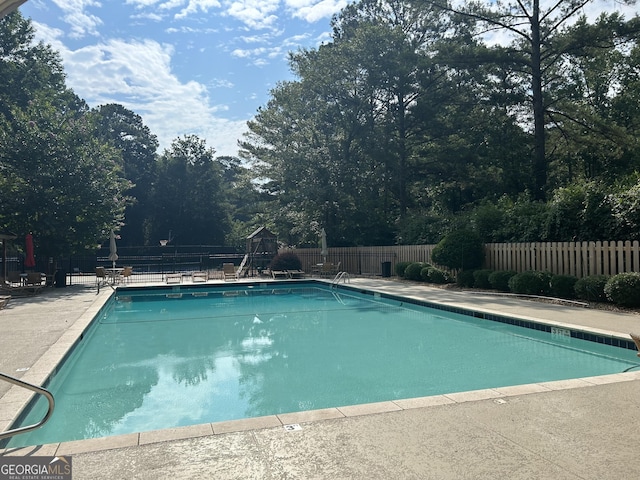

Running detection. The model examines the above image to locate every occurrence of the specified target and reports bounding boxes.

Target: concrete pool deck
[1,277,640,479]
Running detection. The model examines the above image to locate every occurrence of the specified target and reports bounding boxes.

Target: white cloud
[175,0,222,19]
[285,0,347,23]
[125,0,163,7]
[231,46,268,57]
[30,20,66,48]
[51,0,103,37]
[131,11,165,21]
[158,0,187,11]
[224,0,280,29]
[211,78,235,88]
[36,36,245,156]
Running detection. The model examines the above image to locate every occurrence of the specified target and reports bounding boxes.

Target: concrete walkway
[1,279,640,479]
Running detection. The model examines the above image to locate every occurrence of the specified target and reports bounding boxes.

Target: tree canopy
[0,12,129,260]
[241,0,640,245]
[2,2,640,263]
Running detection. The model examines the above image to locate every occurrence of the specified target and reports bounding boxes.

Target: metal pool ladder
[0,371,55,441]
[331,271,350,287]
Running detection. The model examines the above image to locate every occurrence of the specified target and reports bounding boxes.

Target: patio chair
[95,267,107,286]
[191,271,208,282]
[320,262,334,277]
[271,270,288,279]
[165,273,182,284]
[7,271,22,286]
[24,272,45,294]
[121,266,133,283]
[223,263,237,282]
[287,270,305,279]
[0,295,10,309]
[25,272,44,285]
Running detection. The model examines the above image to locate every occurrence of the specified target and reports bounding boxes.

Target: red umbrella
[25,233,36,268]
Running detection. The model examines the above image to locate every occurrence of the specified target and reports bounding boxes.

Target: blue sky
[17,0,634,158]
[19,0,349,157]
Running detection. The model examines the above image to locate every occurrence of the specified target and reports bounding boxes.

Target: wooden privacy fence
[283,245,436,276]
[485,241,640,278]
[284,240,640,278]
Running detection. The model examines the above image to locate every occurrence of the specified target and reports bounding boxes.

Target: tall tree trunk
[530,0,546,200]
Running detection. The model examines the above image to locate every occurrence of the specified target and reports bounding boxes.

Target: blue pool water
[6,283,639,447]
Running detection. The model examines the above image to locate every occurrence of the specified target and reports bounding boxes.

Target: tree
[150,135,230,245]
[546,14,640,185]
[242,0,456,245]
[431,229,484,270]
[91,104,159,246]
[0,12,67,116]
[0,12,129,261]
[429,0,639,200]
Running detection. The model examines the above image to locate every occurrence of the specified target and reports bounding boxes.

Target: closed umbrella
[108,230,118,268]
[25,233,35,269]
[320,228,328,263]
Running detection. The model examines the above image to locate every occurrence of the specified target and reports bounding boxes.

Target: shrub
[420,266,448,284]
[550,274,578,299]
[604,273,640,307]
[427,267,449,284]
[574,275,609,302]
[473,269,494,289]
[395,261,412,277]
[431,229,484,270]
[456,270,476,288]
[269,252,302,271]
[404,262,427,281]
[488,270,517,292]
[508,271,552,295]
[420,266,431,282]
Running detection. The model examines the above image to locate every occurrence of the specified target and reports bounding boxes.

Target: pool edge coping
[2,279,640,456]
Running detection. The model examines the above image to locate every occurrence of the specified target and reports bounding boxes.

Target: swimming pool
[5,281,639,448]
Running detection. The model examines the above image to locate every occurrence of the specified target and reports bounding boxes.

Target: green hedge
[604,273,640,307]
[574,275,609,302]
[404,262,428,281]
[473,269,494,289]
[488,270,517,292]
[508,271,552,295]
[269,252,302,271]
[550,274,578,299]
[395,261,412,277]
[432,230,484,270]
[456,270,476,288]
[421,266,448,284]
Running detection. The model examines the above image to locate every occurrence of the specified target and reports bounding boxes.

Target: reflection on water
[8,286,635,448]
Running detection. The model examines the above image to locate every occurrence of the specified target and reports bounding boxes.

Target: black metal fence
[1,245,245,287]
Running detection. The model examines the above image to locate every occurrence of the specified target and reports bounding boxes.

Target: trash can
[55,269,67,288]
[381,261,391,278]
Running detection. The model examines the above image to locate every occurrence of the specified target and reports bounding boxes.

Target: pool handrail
[332,271,350,287]
[0,371,55,441]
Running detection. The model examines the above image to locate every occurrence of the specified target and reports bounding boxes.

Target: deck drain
[283,424,302,431]
[15,367,30,372]
[493,398,507,405]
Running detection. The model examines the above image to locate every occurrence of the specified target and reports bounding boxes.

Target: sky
[18,0,350,157]
[17,0,637,158]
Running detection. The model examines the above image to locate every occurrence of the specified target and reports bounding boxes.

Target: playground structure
[237,226,278,278]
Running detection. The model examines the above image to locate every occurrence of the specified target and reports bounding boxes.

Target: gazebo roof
[247,226,276,240]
